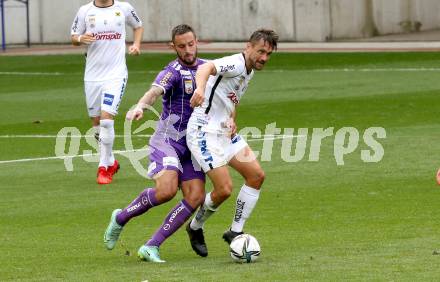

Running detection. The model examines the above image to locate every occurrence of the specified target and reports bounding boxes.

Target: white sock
[93,125,100,139]
[231,184,260,233]
[99,119,115,168]
[190,192,218,230]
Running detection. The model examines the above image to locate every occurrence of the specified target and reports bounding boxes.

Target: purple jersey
[149,58,205,151]
[147,58,206,181]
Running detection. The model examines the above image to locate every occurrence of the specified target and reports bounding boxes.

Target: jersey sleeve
[122,3,143,28]
[213,54,245,78]
[71,7,86,35]
[152,68,177,94]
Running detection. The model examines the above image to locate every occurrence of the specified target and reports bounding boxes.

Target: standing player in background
[186,29,278,254]
[103,25,207,263]
[71,0,143,184]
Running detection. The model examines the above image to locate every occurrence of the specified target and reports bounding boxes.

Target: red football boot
[107,160,120,177]
[97,166,112,185]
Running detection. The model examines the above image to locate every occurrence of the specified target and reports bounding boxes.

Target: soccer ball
[229,234,260,263]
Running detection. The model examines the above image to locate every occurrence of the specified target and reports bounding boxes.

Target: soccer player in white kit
[185,29,279,254]
[70,0,143,184]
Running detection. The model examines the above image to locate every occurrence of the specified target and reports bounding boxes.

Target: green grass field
[1,52,440,281]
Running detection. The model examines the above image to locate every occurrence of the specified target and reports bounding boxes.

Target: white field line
[0,134,302,164]
[2,68,440,77]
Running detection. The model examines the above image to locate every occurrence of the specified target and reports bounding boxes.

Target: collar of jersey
[93,0,115,8]
[242,52,253,75]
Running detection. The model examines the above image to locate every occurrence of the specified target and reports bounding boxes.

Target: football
[229,234,261,263]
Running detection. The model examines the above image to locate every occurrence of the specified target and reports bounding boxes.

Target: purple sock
[116,188,158,226]
[146,199,195,247]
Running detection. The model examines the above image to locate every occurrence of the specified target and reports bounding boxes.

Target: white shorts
[187,123,248,172]
[84,77,127,117]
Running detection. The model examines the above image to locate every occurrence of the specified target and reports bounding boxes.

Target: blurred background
[1,0,440,47]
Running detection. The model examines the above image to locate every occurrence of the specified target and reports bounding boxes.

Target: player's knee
[217,181,233,200]
[256,169,265,186]
[156,181,178,202]
[185,192,205,208]
[247,169,265,188]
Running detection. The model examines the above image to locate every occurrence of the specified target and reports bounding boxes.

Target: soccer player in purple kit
[103,24,207,263]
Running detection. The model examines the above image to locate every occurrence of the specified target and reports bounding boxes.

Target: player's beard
[178,49,198,66]
[254,59,266,70]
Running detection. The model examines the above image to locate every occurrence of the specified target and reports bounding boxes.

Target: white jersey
[71,1,142,82]
[191,53,254,133]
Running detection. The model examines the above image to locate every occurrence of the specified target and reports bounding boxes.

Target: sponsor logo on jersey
[127,202,141,213]
[169,205,185,223]
[141,196,149,206]
[87,16,95,28]
[92,32,122,40]
[131,10,140,22]
[184,78,193,94]
[180,70,191,76]
[103,93,114,106]
[234,199,245,222]
[197,133,214,163]
[227,92,239,105]
[220,64,235,73]
[159,71,173,87]
[231,134,241,144]
[195,205,206,221]
[72,17,79,32]
[163,156,179,167]
[196,118,208,125]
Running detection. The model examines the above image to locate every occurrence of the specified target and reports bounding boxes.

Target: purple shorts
[147,138,205,182]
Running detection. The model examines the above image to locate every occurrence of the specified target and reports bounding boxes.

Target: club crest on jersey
[235,75,246,91]
[228,92,239,105]
[115,11,121,16]
[184,79,193,94]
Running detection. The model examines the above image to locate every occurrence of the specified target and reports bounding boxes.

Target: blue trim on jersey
[115,77,126,109]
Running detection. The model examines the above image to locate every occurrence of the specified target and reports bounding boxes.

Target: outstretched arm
[126,85,164,120]
[190,62,217,108]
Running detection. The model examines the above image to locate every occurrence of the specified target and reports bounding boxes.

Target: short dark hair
[171,24,196,42]
[249,29,279,50]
